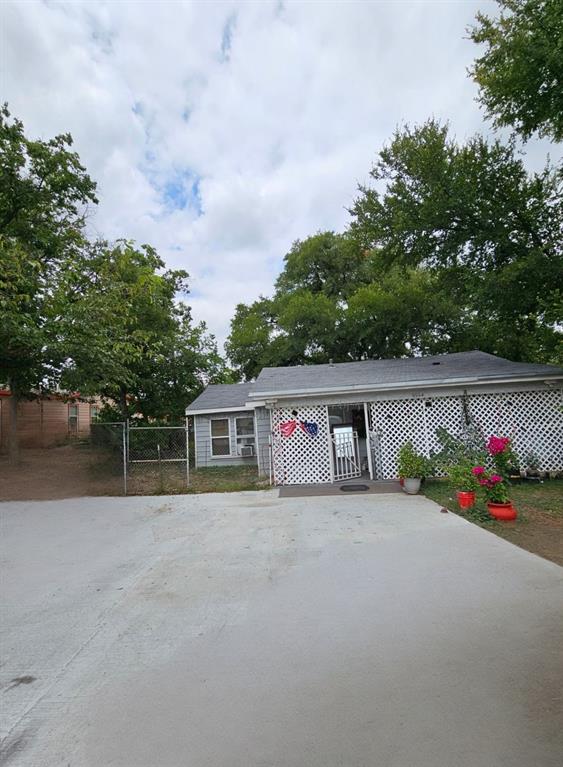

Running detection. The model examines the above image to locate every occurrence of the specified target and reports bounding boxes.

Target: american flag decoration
[279,420,298,437]
[300,420,319,437]
[279,419,319,438]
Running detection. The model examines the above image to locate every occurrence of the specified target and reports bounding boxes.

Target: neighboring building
[0,391,101,450]
[185,351,563,485]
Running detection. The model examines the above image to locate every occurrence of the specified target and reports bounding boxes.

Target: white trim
[185,405,255,416]
[247,374,563,401]
[209,416,233,458]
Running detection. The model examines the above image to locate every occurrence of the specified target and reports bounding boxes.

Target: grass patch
[423,478,563,566]
[187,465,267,494]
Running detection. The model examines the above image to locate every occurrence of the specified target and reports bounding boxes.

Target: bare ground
[0,444,125,500]
[0,444,266,501]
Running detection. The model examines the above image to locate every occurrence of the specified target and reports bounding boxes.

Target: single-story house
[185,351,563,485]
[0,391,101,450]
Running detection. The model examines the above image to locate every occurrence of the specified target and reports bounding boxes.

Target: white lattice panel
[369,387,563,478]
[271,405,331,485]
[467,389,563,472]
[369,398,426,479]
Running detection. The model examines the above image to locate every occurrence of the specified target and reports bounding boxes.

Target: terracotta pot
[456,491,476,509]
[399,478,404,487]
[487,501,517,521]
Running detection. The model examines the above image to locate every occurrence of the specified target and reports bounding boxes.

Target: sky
[1,0,558,349]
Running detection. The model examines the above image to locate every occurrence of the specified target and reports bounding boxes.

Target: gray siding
[254,407,272,477]
[193,410,258,469]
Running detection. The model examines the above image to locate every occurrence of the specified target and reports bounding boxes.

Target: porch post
[363,402,374,480]
[327,405,335,483]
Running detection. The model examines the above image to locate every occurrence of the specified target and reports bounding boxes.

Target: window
[235,416,255,454]
[90,405,100,423]
[210,418,231,456]
[69,403,78,434]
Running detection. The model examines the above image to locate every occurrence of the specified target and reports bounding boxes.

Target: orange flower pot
[456,491,476,509]
[487,502,517,521]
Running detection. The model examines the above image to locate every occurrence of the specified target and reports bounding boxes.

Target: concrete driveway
[1,491,562,767]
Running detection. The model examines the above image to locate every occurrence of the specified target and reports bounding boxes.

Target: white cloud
[2,0,559,348]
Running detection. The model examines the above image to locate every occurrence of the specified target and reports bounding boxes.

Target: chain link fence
[88,422,192,495]
[126,424,190,495]
[89,422,127,494]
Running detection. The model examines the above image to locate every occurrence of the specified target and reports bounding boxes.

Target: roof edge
[248,372,563,400]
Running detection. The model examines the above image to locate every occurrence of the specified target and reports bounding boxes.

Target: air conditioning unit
[240,445,254,457]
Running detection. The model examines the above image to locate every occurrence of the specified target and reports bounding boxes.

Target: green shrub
[448,460,479,492]
[398,442,429,478]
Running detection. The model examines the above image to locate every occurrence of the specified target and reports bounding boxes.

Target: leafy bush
[486,435,520,477]
[448,460,480,492]
[472,466,510,503]
[398,442,429,478]
[432,425,488,471]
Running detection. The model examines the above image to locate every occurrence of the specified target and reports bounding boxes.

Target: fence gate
[126,423,190,494]
[331,430,361,481]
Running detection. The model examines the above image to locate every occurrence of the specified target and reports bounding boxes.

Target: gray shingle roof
[186,352,562,411]
[249,351,563,397]
[186,383,254,412]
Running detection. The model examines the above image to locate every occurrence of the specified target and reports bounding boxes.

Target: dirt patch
[0,444,124,501]
[0,445,268,500]
[424,479,563,567]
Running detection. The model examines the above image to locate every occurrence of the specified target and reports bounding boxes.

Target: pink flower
[490,474,503,484]
[472,466,485,475]
[487,435,511,455]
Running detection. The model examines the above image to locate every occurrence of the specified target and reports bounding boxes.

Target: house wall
[193,410,259,469]
[0,396,97,450]
[268,383,563,484]
[255,406,271,478]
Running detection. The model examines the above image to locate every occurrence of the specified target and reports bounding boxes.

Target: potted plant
[472,466,517,521]
[448,460,479,509]
[398,442,428,495]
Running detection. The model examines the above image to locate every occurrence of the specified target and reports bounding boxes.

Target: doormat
[340,484,370,492]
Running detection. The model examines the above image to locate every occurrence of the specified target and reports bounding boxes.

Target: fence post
[122,422,127,496]
[185,417,190,488]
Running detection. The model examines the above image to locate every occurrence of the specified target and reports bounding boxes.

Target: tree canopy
[56,240,226,421]
[0,106,229,460]
[227,120,562,380]
[469,0,563,142]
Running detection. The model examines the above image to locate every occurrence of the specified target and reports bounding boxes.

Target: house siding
[254,407,271,478]
[0,396,98,450]
[193,410,258,469]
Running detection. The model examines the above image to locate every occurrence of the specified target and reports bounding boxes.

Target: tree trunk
[7,387,19,465]
[119,387,128,422]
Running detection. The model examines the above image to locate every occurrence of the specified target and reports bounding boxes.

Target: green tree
[0,105,97,462]
[132,305,228,422]
[226,235,362,379]
[469,0,563,141]
[225,228,460,377]
[225,299,276,381]
[275,231,370,298]
[349,119,563,362]
[343,267,460,360]
[56,240,225,421]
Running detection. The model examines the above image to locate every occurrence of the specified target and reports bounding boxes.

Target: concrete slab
[1,491,562,766]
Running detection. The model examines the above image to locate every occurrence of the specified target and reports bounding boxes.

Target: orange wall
[0,396,99,450]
